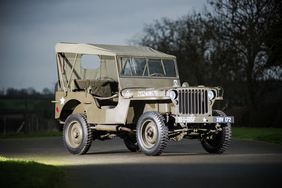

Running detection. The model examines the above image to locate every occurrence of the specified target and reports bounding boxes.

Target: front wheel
[201,110,232,154]
[63,113,92,155]
[136,111,168,156]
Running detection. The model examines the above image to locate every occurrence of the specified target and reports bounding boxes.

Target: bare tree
[128,15,214,86]
[128,0,281,110]
[204,0,282,110]
[42,88,52,95]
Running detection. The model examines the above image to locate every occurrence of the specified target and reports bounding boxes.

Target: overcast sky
[0,0,208,93]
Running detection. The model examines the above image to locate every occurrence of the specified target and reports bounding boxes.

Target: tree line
[0,87,53,98]
[128,0,282,111]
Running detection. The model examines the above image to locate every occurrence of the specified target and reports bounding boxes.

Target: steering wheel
[149,73,164,77]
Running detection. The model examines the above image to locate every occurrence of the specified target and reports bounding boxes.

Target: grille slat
[178,89,208,115]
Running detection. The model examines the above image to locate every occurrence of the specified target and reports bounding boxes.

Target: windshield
[119,57,177,78]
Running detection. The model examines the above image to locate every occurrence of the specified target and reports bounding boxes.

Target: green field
[232,127,282,145]
[0,97,55,120]
[0,156,65,188]
[0,98,45,111]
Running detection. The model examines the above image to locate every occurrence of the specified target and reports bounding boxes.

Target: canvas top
[55,43,176,58]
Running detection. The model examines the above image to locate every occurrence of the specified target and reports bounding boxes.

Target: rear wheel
[136,111,168,156]
[201,110,232,154]
[124,135,140,152]
[63,113,92,155]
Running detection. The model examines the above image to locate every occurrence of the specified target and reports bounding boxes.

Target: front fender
[120,87,170,100]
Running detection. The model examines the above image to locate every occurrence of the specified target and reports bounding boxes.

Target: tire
[124,135,140,152]
[201,110,232,154]
[136,111,168,156]
[63,113,92,155]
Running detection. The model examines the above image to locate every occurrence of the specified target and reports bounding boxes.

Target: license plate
[214,116,234,123]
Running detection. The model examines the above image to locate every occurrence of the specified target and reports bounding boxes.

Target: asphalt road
[1,136,282,188]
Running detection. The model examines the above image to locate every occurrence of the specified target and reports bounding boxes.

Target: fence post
[28,114,30,134]
[31,115,33,134]
[3,115,6,137]
[48,119,50,132]
[36,116,39,132]
[24,114,27,135]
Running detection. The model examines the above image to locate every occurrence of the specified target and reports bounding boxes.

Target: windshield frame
[117,56,179,79]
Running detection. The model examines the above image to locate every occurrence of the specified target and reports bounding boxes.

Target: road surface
[1,136,282,188]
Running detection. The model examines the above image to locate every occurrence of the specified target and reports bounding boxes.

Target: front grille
[178,89,208,114]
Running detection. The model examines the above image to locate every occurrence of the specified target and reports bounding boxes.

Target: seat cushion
[73,79,112,97]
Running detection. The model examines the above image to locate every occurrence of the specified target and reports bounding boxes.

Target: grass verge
[0,132,62,139]
[232,127,282,145]
[0,156,65,188]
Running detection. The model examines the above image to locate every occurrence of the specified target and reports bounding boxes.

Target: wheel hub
[72,129,80,138]
[147,129,154,137]
[142,121,158,148]
[67,121,83,148]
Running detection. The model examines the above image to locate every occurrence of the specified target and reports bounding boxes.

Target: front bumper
[176,115,234,123]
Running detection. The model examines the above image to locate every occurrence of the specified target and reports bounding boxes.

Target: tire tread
[137,111,168,156]
[201,110,232,154]
[63,113,92,155]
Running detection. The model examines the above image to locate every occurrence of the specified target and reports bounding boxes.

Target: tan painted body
[53,42,233,129]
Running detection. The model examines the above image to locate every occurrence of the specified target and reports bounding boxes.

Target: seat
[71,79,119,108]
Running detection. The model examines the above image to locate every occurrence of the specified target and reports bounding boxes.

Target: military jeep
[53,43,233,156]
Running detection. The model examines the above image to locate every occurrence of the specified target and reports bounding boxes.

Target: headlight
[208,91,215,100]
[169,90,177,100]
[182,82,189,87]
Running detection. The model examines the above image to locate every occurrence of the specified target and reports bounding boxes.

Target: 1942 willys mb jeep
[53,43,233,156]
